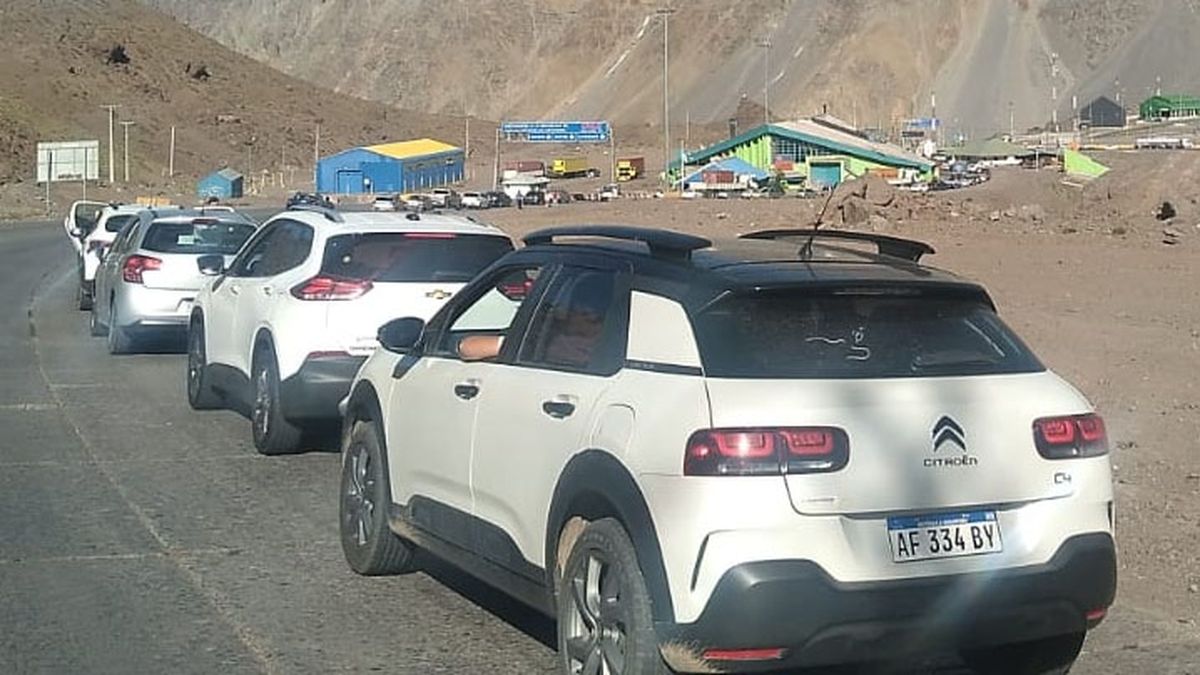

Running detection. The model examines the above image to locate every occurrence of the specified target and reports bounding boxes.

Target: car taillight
[684,427,849,476]
[122,254,162,283]
[290,276,372,301]
[1033,413,1108,459]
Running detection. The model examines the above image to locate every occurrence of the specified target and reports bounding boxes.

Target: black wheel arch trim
[544,449,675,623]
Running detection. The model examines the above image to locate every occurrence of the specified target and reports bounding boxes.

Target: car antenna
[800,187,838,260]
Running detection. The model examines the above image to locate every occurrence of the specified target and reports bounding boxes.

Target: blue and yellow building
[316,138,464,194]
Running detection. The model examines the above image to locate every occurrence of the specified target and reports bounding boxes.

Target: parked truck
[548,157,600,179]
[615,156,645,181]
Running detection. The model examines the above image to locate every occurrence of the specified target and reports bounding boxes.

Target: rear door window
[693,290,1044,379]
[320,233,513,283]
[518,267,625,375]
[104,214,139,233]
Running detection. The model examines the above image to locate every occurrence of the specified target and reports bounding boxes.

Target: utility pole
[45,150,52,211]
[759,38,772,125]
[120,121,135,182]
[168,125,176,178]
[1009,101,1015,140]
[313,123,321,191]
[100,104,118,184]
[464,116,471,182]
[492,125,501,189]
[657,7,674,184]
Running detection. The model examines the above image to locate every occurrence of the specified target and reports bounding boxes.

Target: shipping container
[548,157,599,179]
[502,160,546,175]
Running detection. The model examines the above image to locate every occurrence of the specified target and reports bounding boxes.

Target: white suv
[65,202,166,310]
[339,226,1116,675]
[186,206,514,455]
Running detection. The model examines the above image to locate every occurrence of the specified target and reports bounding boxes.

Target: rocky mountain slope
[0,0,463,187]
[143,0,1200,138]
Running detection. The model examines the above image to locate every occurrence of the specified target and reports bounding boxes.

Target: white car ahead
[339,226,1116,675]
[65,202,168,310]
[91,208,259,353]
[186,206,515,455]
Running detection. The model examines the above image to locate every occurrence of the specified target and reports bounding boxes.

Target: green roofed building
[670,117,935,188]
[1139,95,1200,121]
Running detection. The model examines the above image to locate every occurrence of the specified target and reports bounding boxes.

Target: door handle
[453,382,480,400]
[228,284,240,296]
[262,286,273,296]
[542,400,576,419]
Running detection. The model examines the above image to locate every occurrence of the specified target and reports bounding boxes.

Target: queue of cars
[67,204,1116,675]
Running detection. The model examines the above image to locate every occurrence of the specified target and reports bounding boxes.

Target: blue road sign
[501,121,611,143]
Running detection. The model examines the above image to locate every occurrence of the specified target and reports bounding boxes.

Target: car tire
[557,518,668,675]
[962,632,1085,675]
[106,301,134,354]
[250,345,303,455]
[88,302,105,337]
[186,320,221,410]
[339,420,416,575]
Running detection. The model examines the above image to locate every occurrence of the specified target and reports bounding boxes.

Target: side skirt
[388,502,555,616]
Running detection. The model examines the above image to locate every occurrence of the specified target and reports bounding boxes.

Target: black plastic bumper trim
[278,354,366,420]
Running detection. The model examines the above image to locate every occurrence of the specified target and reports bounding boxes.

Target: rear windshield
[320,233,513,283]
[105,214,139,233]
[141,220,257,255]
[693,290,1044,379]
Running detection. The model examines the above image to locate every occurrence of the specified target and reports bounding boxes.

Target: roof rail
[740,229,935,262]
[287,203,344,223]
[524,226,712,261]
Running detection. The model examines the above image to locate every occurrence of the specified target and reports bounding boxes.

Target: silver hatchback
[91,208,259,353]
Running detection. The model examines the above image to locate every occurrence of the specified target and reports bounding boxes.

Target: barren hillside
[143,0,1200,137]
[0,0,464,187]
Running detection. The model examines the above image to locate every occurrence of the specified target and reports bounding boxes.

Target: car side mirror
[197,254,225,276]
[378,317,425,354]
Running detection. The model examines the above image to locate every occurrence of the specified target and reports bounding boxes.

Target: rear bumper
[278,354,367,420]
[655,532,1116,672]
[119,286,197,329]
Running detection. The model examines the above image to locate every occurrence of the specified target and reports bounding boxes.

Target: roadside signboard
[501,121,611,143]
[37,140,101,183]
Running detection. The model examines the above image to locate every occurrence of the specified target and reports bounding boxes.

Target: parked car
[520,190,546,206]
[186,209,514,455]
[286,192,334,209]
[401,193,432,212]
[429,188,461,209]
[339,225,1115,675]
[482,190,512,208]
[67,202,170,311]
[91,207,258,354]
[372,195,398,212]
[460,192,488,209]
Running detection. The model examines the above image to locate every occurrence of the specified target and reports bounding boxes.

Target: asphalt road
[1,218,1197,675]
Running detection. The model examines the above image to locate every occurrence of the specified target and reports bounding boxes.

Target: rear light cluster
[122,254,162,283]
[1033,414,1108,459]
[290,276,373,301]
[684,427,849,476]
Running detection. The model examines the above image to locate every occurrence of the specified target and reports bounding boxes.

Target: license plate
[887,511,1002,563]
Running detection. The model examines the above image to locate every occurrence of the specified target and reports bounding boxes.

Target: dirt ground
[478,164,1200,631]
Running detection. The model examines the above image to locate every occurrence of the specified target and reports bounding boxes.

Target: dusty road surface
[2,188,1199,673]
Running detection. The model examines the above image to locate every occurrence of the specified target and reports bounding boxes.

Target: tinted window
[320,233,512,283]
[693,290,1044,379]
[105,214,139,233]
[228,220,313,278]
[141,220,256,255]
[520,268,621,373]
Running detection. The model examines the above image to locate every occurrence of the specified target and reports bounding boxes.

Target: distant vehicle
[547,157,600,179]
[460,192,488,209]
[69,202,173,311]
[1135,137,1193,150]
[546,189,573,204]
[680,188,699,200]
[430,188,461,209]
[598,183,620,201]
[186,209,515,455]
[502,160,546,176]
[482,191,512,208]
[616,156,645,181]
[286,192,334,209]
[339,225,1115,675]
[91,208,258,354]
[401,194,432,212]
[521,190,547,206]
[372,195,398,212]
